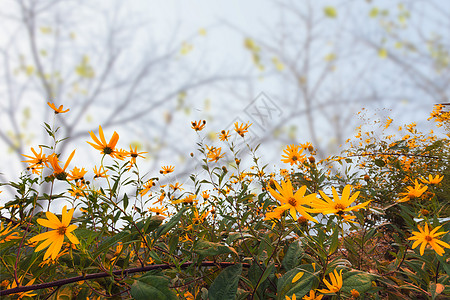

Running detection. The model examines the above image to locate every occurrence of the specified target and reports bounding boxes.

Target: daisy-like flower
[87,125,119,157]
[397,180,428,202]
[140,180,156,197]
[219,130,230,141]
[67,166,87,181]
[148,206,168,217]
[172,194,197,205]
[207,146,225,162]
[48,150,76,180]
[201,190,210,200]
[234,121,252,137]
[0,222,21,243]
[160,165,175,174]
[281,144,306,166]
[93,166,108,179]
[191,120,206,131]
[68,181,87,199]
[317,269,343,294]
[22,146,48,174]
[408,223,450,256]
[48,102,69,114]
[267,179,318,222]
[29,205,79,260]
[420,174,444,185]
[302,290,323,300]
[312,185,370,216]
[170,182,183,191]
[127,146,146,168]
[285,294,296,300]
[7,277,36,299]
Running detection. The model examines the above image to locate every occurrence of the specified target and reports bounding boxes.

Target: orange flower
[93,166,108,179]
[207,146,225,162]
[87,125,119,157]
[191,120,206,131]
[127,146,146,167]
[67,166,87,181]
[281,144,305,166]
[22,146,48,174]
[219,130,231,141]
[234,121,252,137]
[160,165,175,174]
[420,174,444,185]
[48,102,70,114]
[48,150,76,180]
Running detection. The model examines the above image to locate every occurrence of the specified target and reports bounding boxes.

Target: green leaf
[92,230,131,259]
[209,263,242,300]
[277,265,316,300]
[324,6,337,18]
[374,159,385,167]
[282,241,304,271]
[156,207,186,238]
[328,226,340,255]
[194,239,238,257]
[131,274,177,300]
[341,271,375,294]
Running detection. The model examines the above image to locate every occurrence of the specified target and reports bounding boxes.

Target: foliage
[0,103,449,299]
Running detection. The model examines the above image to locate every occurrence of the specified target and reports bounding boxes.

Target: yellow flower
[408,223,450,256]
[285,294,296,300]
[281,144,306,166]
[7,277,36,299]
[312,185,370,215]
[48,150,76,180]
[47,101,69,114]
[0,222,21,243]
[148,206,168,217]
[302,290,323,300]
[172,194,197,205]
[267,179,318,222]
[317,269,343,294]
[397,180,428,202]
[29,205,79,260]
[87,125,119,157]
[350,289,360,298]
[420,174,444,185]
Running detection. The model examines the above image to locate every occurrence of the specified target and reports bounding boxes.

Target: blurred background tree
[0,0,449,195]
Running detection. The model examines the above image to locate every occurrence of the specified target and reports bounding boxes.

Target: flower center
[335,203,346,211]
[103,147,113,154]
[292,155,298,161]
[131,153,138,158]
[55,172,67,181]
[288,197,297,207]
[425,235,433,242]
[57,226,67,235]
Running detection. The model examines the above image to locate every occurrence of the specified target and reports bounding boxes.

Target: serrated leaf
[209,263,242,300]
